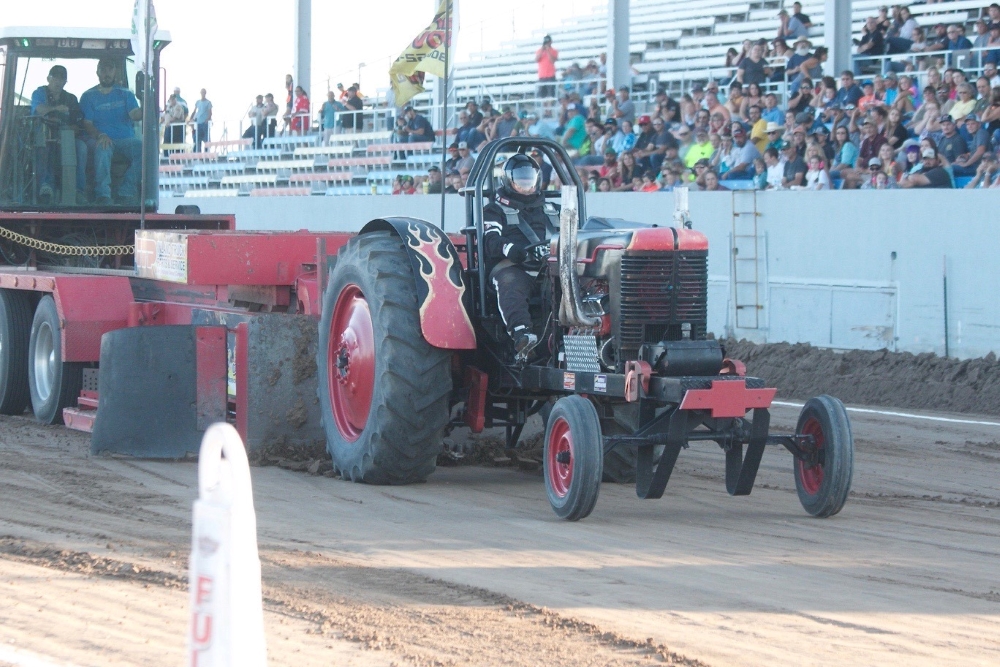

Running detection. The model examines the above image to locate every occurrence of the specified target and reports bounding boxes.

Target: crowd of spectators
[166,3,1000,196]
[390,48,1000,195]
[545,3,1000,191]
[161,75,370,150]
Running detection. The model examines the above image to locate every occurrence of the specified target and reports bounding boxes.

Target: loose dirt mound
[724,339,1000,416]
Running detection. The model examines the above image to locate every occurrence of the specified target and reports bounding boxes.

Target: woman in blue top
[829,125,858,179]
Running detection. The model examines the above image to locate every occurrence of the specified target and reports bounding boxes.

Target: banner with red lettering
[187,423,266,667]
[389,0,457,107]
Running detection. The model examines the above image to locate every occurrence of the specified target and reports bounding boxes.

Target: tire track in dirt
[0,538,708,667]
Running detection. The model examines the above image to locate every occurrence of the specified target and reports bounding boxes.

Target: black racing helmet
[500,154,541,197]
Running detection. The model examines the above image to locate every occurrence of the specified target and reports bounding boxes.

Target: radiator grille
[619,251,708,358]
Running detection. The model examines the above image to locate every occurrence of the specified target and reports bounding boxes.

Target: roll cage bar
[460,137,587,317]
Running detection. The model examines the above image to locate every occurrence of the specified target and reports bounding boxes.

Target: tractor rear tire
[28,295,84,425]
[602,447,639,484]
[544,395,602,521]
[318,231,452,485]
[794,395,854,518]
[602,443,666,484]
[0,289,33,415]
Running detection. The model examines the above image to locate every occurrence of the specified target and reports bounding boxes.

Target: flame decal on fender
[404,222,477,349]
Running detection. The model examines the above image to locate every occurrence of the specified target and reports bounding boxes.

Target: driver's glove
[502,241,528,264]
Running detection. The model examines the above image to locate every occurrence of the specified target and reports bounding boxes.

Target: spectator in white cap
[901,148,953,188]
[454,142,475,172]
[764,121,785,152]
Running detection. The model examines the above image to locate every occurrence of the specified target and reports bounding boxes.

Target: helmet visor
[509,164,540,195]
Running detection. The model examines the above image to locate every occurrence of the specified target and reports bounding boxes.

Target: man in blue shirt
[403,106,434,144]
[777,9,808,41]
[80,58,143,206]
[319,91,345,142]
[833,71,864,108]
[188,89,213,152]
[945,24,974,51]
[30,65,88,205]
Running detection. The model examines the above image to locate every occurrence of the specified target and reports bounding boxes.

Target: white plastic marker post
[187,423,267,667]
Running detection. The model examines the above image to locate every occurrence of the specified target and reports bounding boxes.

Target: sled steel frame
[599,406,820,501]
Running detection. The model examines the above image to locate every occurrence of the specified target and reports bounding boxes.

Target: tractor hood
[550,218,708,278]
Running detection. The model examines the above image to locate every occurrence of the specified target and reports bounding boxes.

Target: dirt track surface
[1,404,998,666]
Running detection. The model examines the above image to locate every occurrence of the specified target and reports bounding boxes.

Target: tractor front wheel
[794,395,854,517]
[543,395,603,521]
[317,232,452,484]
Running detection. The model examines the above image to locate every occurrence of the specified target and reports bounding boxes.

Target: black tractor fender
[358,217,476,350]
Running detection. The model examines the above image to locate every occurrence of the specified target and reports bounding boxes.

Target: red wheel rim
[798,416,825,496]
[546,417,574,498]
[327,284,375,442]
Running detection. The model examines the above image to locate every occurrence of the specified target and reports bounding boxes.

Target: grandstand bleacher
[160,0,994,198]
[451,0,991,97]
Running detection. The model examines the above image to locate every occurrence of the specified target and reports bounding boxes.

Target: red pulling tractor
[315,137,853,520]
[0,29,852,520]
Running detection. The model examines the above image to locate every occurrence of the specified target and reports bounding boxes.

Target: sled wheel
[28,295,84,425]
[317,231,452,484]
[794,395,854,517]
[0,289,33,415]
[544,395,602,521]
[541,401,639,484]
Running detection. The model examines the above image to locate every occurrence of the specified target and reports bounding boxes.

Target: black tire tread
[794,394,854,518]
[602,447,638,484]
[318,231,452,485]
[0,290,33,415]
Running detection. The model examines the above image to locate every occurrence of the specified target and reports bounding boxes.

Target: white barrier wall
[180,191,1000,359]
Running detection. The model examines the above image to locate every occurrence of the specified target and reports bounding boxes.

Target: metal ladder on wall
[730,189,763,330]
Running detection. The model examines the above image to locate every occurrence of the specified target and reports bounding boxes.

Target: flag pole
[138,0,152,230]
[439,0,451,232]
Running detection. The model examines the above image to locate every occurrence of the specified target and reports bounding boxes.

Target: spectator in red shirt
[536,35,559,98]
[289,86,310,134]
[598,147,620,181]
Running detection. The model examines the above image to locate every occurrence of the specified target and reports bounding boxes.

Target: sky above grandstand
[2,0,589,132]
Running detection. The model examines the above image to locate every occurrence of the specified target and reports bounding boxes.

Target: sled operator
[483,153,558,358]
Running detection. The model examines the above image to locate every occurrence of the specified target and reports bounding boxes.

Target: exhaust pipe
[558,186,601,328]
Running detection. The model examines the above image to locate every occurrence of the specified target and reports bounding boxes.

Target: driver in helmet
[483,153,559,357]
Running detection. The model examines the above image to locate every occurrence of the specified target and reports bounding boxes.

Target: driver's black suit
[483,190,557,339]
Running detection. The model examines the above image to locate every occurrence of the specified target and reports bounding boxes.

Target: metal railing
[852,44,999,84]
